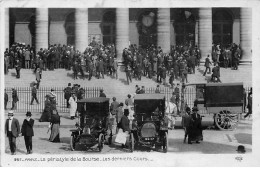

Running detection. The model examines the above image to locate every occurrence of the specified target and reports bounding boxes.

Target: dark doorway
[65,12,75,46]
[213,10,233,47]
[174,9,196,47]
[102,10,116,45]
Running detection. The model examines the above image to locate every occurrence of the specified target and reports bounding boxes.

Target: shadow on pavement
[167,138,252,154]
[234,133,252,145]
[118,78,129,85]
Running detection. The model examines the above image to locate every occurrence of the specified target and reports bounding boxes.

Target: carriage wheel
[70,135,76,151]
[129,133,134,152]
[163,132,168,153]
[98,134,104,152]
[214,110,239,130]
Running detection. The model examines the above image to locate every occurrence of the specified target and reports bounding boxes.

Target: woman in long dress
[69,93,77,119]
[49,109,60,142]
[39,94,52,122]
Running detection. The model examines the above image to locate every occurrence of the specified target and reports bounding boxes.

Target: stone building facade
[5,8,252,62]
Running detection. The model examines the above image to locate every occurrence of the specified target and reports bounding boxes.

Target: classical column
[75,8,88,52]
[198,8,212,62]
[240,8,252,63]
[157,8,171,53]
[116,8,129,61]
[36,8,48,52]
[5,8,9,49]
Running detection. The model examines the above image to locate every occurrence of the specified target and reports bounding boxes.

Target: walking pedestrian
[63,83,72,108]
[15,58,21,78]
[21,111,34,154]
[35,68,41,89]
[5,110,20,155]
[188,107,203,144]
[11,88,19,110]
[49,109,61,143]
[211,63,221,83]
[69,92,77,120]
[5,90,8,110]
[30,83,39,105]
[182,107,191,143]
[125,64,132,85]
[244,88,252,119]
[203,55,211,76]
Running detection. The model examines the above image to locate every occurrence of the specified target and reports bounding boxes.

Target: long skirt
[49,123,60,142]
[39,109,51,122]
[188,127,203,142]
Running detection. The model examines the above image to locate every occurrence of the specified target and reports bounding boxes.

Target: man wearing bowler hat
[21,111,34,154]
[5,110,20,155]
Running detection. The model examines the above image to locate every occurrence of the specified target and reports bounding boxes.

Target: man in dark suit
[203,55,211,76]
[21,111,34,154]
[11,88,19,110]
[211,63,221,83]
[5,110,20,155]
[15,58,21,78]
[64,83,72,108]
[5,90,8,110]
[30,83,39,105]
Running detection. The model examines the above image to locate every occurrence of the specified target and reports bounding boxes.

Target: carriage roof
[77,97,110,103]
[186,82,243,87]
[134,94,165,100]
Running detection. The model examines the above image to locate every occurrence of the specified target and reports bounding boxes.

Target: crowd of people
[4,40,243,87]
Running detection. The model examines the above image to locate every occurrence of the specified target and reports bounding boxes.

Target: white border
[1,0,260,167]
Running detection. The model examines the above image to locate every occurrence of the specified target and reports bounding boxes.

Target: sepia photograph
[0,0,260,167]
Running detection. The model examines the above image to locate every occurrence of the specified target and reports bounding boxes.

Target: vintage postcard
[0,0,260,167]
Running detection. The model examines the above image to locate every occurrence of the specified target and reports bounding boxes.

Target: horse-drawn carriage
[130,94,169,152]
[186,82,244,130]
[70,97,110,151]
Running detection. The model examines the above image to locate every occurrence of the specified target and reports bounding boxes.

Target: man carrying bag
[115,109,130,148]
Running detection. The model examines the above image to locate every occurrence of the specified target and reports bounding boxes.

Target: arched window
[213,10,233,46]
[102,10,115,45]
[65,12,75,46]
[174,9,196,46]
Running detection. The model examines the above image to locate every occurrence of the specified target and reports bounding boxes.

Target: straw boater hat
[8,110,14,116]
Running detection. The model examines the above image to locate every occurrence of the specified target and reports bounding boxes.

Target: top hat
[192,106,199,112]
[26,111,32,117]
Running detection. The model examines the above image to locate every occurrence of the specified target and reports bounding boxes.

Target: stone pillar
[198,8,212,62]
[195,20,199,46]
[75,8,88,52]
[116,8,129,61]
[157,8,171,53]
[240,8,252,63]
[36,8,49,52]
[5,8,9,49]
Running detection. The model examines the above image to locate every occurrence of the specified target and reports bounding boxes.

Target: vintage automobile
[130,94,169,153]
[70,97,110,151]
[183,82,244,130]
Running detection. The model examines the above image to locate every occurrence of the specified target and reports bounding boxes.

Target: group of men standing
[123,44,201,85]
